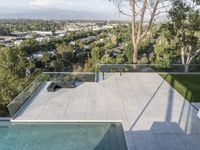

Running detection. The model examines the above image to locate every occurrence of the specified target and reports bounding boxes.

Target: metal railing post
[95,70,99,82]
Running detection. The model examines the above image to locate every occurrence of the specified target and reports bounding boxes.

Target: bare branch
[188,48,200,63]
[155,10,169,16]
[137,0,148,43]
[117,6,132,17]
[116,0,142,17]
[110,0,173,64]
[141,0,160,40]
[132,0,136,45]
[146,2,153,14]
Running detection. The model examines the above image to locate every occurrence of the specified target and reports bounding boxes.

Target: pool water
[0,122,127,150]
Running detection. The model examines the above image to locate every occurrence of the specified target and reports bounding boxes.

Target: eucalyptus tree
[161,0,200,71]
[110,0,172,64]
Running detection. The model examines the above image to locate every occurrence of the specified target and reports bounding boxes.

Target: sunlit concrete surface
[14,73,200,150]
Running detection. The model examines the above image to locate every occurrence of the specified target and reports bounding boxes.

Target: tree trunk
[181,48,185,65]
[133,44,138,64]
[131,0,137,64]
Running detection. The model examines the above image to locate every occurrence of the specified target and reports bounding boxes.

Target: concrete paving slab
[13,73,200,150]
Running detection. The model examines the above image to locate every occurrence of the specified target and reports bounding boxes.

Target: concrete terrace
[14,73,200,150]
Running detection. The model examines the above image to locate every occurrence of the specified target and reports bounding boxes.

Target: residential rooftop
[13,73,200,150]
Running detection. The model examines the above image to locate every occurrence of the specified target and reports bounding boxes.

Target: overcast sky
[0,0,118,13]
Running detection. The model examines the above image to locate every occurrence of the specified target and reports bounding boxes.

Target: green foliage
[138,35,152,55]
[73,65,84,72]
[116,54,125,64]
[56,43,73,53]
[0,26,11,36]
[153,33,177,65]
[100,56,116,64]
[50,60,64,71]
[84,59,97,72]
[151,0,200,66]
[139,54,149,64]
[110,35,118,46]
[0,20,65,32]
[0,46,35,116]
[41,52,50,67]
[124,41,133,64]
[19,39,40,55]
[34,60,45,68]
[76,40,84,49]
[104,42,113,50]
[91,47,102,63]
[0,22,133,116]
[0,47,30,77]
[63,75,73,81]
[160,0,200,64]
[56,43,74,65]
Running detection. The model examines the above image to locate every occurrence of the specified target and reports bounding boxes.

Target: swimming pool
[0,122,127,150]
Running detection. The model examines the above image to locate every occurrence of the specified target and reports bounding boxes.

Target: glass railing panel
[7,74,48,117]
[98,64,200,73]
[7,72,96,117]
[44,72,96,82]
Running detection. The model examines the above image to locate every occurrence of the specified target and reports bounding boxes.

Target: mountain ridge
[0,8,127,20]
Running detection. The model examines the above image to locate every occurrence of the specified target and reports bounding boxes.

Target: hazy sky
[0,0,117,13]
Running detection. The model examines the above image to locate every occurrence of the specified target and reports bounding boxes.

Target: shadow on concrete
[126,122,200,150]
[129,77,167,131]
[127,74,200,149]
[53,81,84,92]
[102,73,116,80]
[165,74,174,122]
[94,123,128,150]
[129,73,200,133]
[164,74,200,134]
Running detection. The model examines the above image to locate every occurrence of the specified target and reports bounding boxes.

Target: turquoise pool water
[0,122,127,150]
